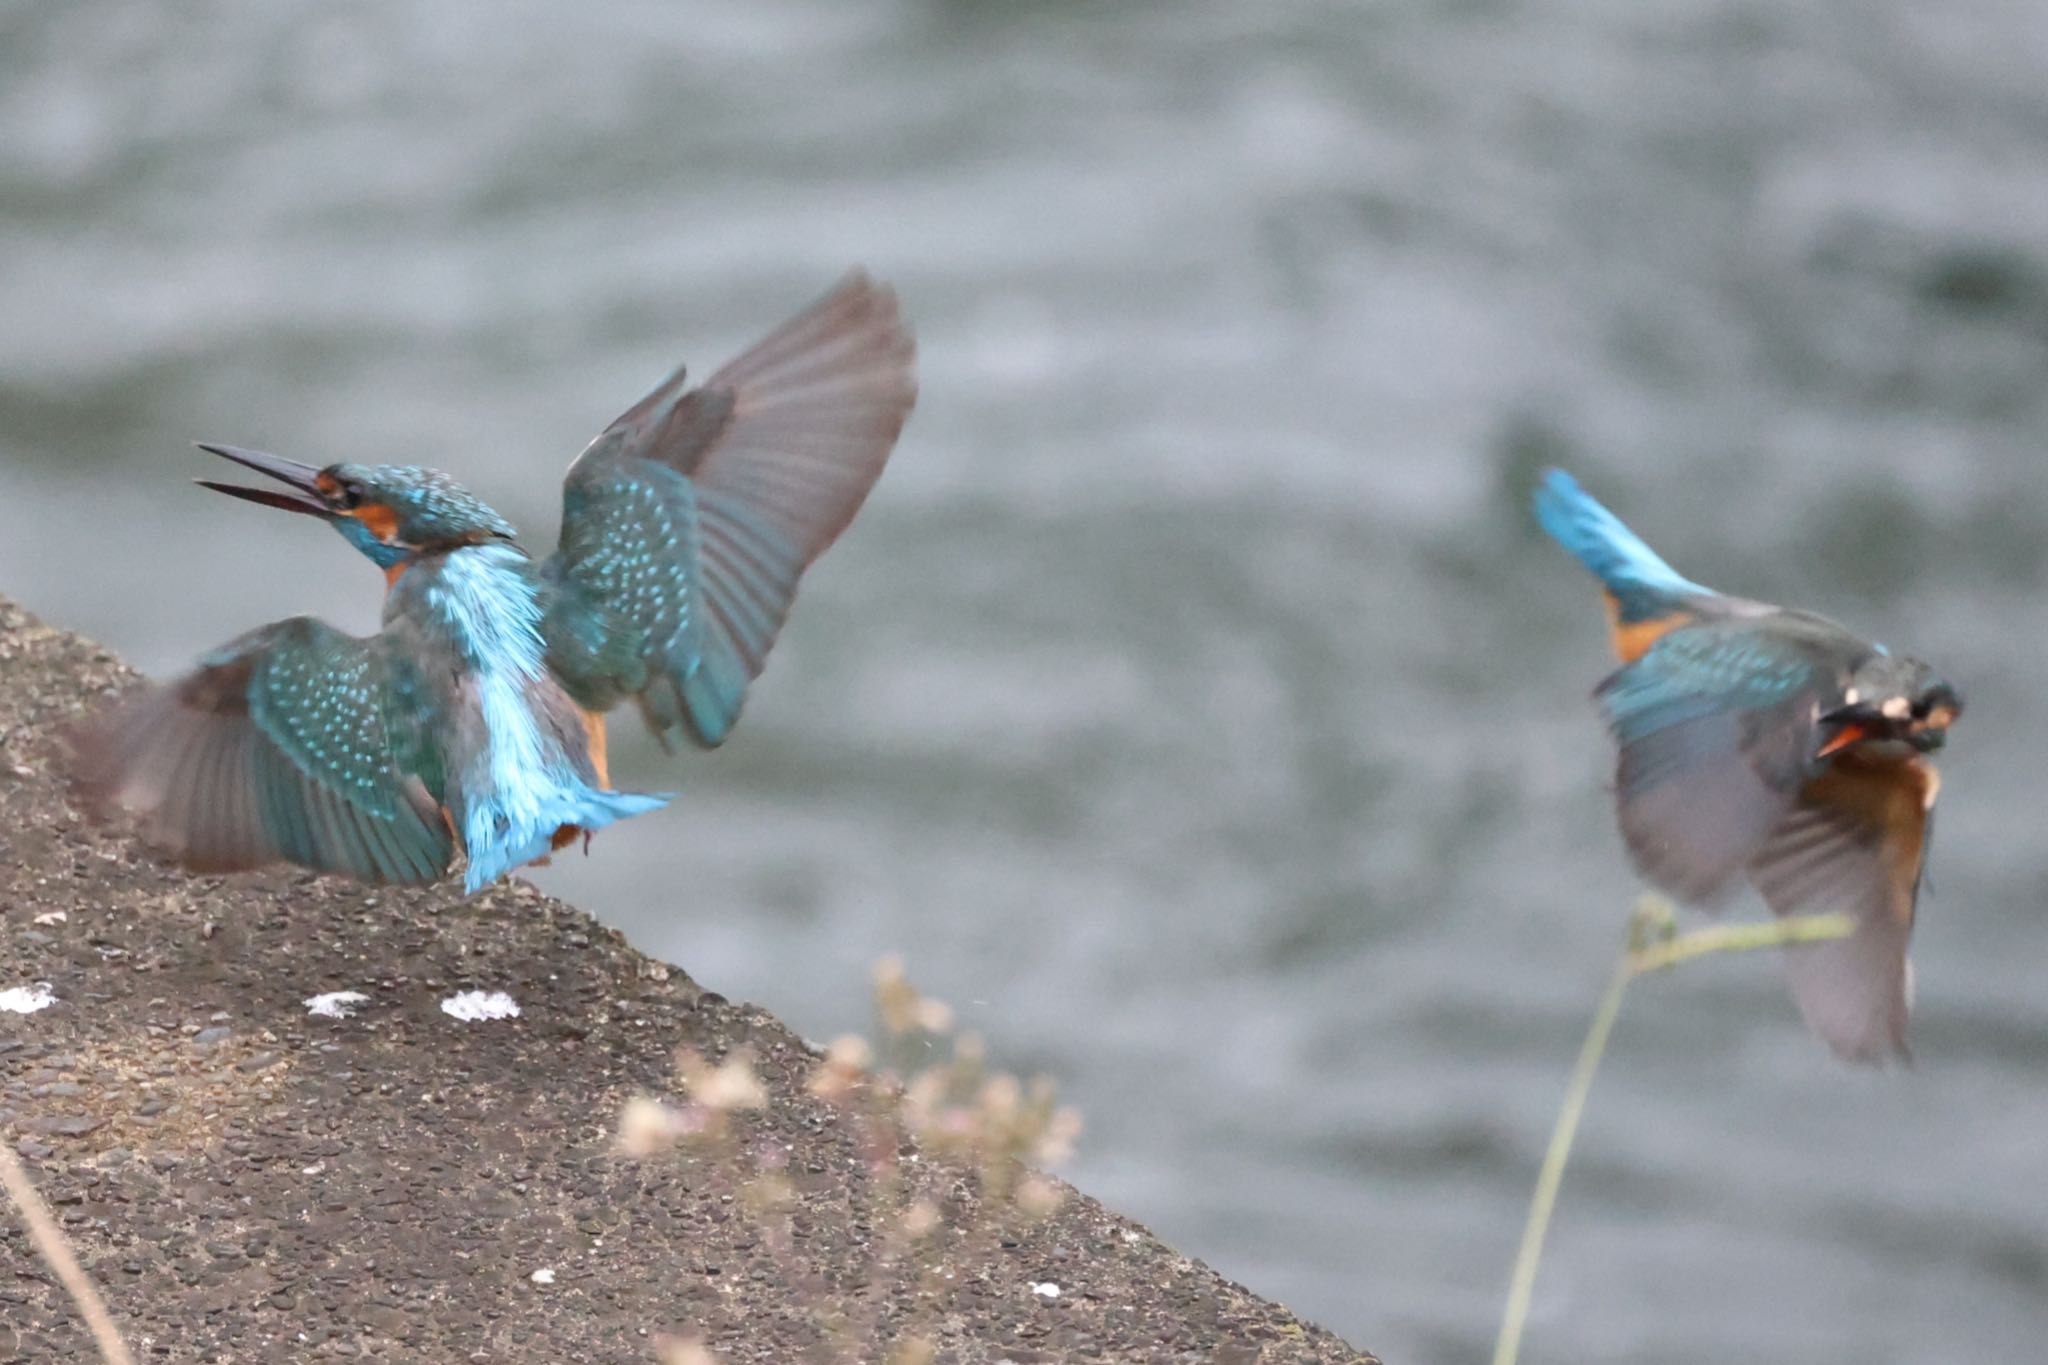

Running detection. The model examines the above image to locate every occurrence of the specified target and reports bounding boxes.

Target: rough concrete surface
[0,599,1378,1364]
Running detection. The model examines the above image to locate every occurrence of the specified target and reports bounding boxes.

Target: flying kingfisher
[72,272,915,894]
[1536,469,1962,1062]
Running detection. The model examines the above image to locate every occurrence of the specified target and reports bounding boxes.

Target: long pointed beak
[193,442,331,516]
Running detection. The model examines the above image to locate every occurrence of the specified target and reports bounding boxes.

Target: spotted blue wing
[541,271,915,748]
[1747,752,1934,1063]
[70,617,453,884]
[1596,622,1830,902]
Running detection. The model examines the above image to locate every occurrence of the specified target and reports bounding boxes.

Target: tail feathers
[462,788,669,892]
[1534,469,1709,611]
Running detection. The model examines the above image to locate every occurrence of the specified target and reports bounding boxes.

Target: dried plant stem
[1491,902,1856,1365]
[1628,912,1856,974]
[1491,952,1631,1365]
[0,1142,136,1365]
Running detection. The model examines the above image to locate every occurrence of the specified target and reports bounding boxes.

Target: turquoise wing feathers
[1598,626,1821,743]
[540,271,916,749]
[71,617,454,884]
[1595,621,1830,903]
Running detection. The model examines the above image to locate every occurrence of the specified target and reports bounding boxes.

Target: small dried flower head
[901,1069,947,1130]
[978,1073,1021,1121]
[617,1096,686,1157]
[874,954,922,1036]
[874,956,958,1040]
[655,1334,721,1365]
[901,1198,942,1240]
[912,995,954,1034]
[1035,1106,1084,1166]
[806,1034,874,1102]
[885,1337,937,1365]
[1015,1173,1065,1218]
[677,1047,768,1112]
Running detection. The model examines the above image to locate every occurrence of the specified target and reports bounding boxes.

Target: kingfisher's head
[1823,654,1964,756]
[197,444,517,570]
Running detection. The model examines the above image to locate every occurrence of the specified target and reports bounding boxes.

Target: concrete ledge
[0,599,1377,1364]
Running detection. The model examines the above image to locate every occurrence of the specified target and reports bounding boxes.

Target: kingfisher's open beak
[194,443,331,517]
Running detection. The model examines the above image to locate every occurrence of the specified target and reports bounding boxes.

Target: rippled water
[6,3,2047,1359]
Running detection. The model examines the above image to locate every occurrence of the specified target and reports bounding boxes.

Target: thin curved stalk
[1492,955,1632,1365]
[1491,906,1856,1365]
[0,1142,136,1365]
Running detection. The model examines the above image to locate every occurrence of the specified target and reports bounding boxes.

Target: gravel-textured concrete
[0,598,1378,1364]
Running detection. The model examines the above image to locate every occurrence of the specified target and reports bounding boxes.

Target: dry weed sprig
[0,1141,137,1365]
[620,959,1081,1362]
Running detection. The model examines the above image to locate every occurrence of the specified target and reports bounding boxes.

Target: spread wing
[540,270,915,749]
[1747,751,1937,1064]
[70,617,454,885]
[1597,622,1831,902]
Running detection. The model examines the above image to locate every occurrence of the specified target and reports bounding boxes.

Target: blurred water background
[5,2,2047,1360]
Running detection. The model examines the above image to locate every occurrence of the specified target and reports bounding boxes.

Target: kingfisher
[71,272,915,894]
[1535,469,1962,1062]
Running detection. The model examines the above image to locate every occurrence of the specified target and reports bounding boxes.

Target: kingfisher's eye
[1909,698,1931,720]
[335,480,365,509]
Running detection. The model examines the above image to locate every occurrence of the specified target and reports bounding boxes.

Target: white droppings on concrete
[529,1267,555,1285]
[1030,1281,1061,1300]
[305,991,370,1019]
[32,910,66,926]
[0,984,57,1014]
[441,990,521,1022]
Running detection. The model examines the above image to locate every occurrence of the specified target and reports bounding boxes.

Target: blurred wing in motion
[71,617,453,884]
[542,271,916,748]
[1747,750,1937,1064]
[1598,625,1826,903]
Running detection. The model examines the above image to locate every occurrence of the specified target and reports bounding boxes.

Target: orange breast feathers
[580,708,610,789]
[1602,591,1694,664]
[1797,750,1939,928]
[546,711,612,855]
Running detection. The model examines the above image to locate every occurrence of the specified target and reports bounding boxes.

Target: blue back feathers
[1534,469,1711,620]
[422,545,666,891]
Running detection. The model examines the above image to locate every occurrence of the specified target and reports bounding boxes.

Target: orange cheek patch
[1603,592,1693,664]
[349,502,401,542]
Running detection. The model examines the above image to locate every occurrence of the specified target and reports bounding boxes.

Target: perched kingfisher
[1535,469,1962,1062]
[72,272,915,894]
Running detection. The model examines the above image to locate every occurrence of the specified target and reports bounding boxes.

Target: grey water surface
[5,2,2047,1360]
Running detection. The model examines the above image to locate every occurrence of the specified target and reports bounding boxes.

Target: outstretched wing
[1747,751,1936,1064]
[1597,621,1831,903]
[541,270,916,749]
[70,617,453,884]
